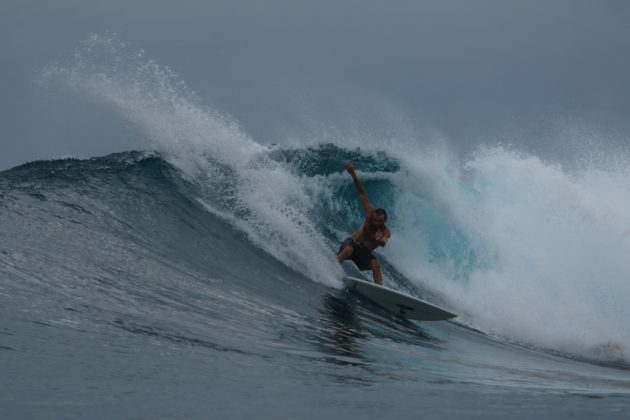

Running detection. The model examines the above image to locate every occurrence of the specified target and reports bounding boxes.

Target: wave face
[3,34,630,417]
[38,34,630,364]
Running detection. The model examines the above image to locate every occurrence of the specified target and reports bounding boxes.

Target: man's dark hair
[374,208,388,221]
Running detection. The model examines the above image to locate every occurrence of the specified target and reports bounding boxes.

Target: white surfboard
[342,276,457,321]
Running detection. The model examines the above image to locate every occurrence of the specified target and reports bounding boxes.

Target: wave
[29,33,630,366]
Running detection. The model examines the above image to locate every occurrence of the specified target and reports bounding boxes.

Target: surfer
[337,161,391,285]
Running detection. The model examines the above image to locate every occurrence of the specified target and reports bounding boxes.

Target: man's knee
[338,245,354,262]
[370,259,380,271]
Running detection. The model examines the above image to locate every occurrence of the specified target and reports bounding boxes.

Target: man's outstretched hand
[345,161,355,174]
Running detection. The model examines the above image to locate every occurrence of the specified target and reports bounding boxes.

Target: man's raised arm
[346,162,374,215]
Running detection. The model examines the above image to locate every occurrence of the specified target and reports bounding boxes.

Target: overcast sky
[2,0,630,170]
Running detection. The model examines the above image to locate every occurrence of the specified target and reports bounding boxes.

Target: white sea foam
[384,146,630,363]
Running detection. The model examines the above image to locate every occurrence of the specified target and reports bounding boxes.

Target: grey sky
[2,0,630,170]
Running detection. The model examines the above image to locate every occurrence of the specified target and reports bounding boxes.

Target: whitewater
[2,35,630,418]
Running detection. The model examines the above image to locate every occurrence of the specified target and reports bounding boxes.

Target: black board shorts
[338,238,376,271]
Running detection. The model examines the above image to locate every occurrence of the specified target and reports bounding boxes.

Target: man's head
[371,208,388,227]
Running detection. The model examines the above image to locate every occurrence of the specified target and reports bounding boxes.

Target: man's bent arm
[346,162,374,215]
[376,228,391,247]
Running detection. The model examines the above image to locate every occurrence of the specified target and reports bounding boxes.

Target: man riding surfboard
[337,161,391,285]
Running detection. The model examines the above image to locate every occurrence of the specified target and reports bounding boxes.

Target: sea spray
[41,34,340,285]
[387,146,630,363]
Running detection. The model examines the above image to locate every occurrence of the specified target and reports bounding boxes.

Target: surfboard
[342,276,457,321]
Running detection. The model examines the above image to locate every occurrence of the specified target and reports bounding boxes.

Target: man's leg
[369,259,383,285]
[337,245,354,264]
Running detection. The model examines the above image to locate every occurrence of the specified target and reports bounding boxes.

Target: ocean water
[2,35,630,418]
